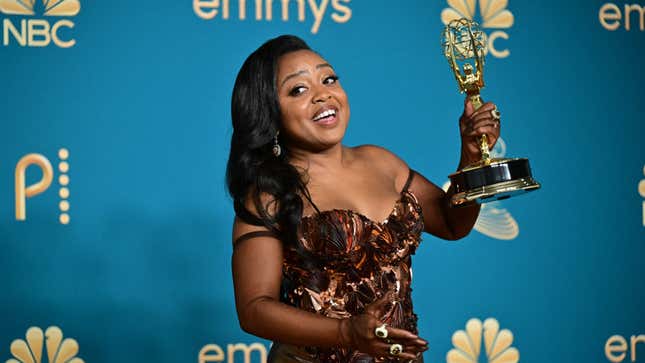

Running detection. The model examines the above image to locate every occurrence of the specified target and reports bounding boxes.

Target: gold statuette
[441,18,540,206]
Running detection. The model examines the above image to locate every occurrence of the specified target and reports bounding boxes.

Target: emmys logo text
[193,0,352,34]
[441,0,514,58]
[599,3,645,31]
[447,318,519,363]
[605,334,645,362]
[6,326,85,363]
[14,148,71,225]
[640,164,645,227]
[199,343,267,363]
[1,0,80,48]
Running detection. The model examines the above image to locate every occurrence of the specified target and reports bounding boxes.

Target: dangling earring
[272,131,281,157]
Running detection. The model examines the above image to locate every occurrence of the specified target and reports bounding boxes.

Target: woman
[226,35,500,362]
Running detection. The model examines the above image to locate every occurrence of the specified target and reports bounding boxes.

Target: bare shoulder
[352,144,408,172]
[351,144,410,189]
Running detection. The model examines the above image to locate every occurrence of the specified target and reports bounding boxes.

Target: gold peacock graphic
[6,326,84,363]
[0,0,80,16]
[447,318,519,363]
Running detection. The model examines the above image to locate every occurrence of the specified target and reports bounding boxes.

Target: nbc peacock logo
[447,318,519,363]
[441,0,514,58]
[5,326,85,363]
[1,0,80,48]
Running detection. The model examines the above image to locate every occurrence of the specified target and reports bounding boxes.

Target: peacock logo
[1,0,80,47]
[0,0,80,16]
[447,318,519,363]
[6,326,84,363]
[441,0,514,58]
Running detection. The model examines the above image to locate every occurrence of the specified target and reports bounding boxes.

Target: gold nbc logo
[441,0,514,58]
[6,326,84,363]
[1,0,80,47]
[443,138,519,240]
[0,0,80,16]
[447,318,519,363]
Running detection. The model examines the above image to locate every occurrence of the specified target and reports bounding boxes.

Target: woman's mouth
[312,108,337,125]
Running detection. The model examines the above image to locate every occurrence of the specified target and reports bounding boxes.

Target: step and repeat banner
[1,0,643,362]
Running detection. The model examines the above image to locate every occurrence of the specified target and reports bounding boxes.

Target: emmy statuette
[441,18,540,207]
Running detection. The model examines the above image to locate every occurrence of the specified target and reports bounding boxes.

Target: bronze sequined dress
[268,168,425,363]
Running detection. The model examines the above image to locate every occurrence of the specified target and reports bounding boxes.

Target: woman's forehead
[278,50,329,74]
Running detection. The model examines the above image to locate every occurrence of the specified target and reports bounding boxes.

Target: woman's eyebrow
[280,70,308,87]
[280,63,334,87]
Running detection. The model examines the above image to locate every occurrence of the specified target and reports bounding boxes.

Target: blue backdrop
[1,0,643,362]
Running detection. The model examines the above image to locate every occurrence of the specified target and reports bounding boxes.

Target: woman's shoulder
[350,144,411,188]
[351,144,407,168]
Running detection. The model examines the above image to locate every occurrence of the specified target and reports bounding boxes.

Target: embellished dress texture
[269,169,425,363]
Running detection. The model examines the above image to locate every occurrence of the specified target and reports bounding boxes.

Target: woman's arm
[232,224,343,346]
[363,99,500,240]
[406,169,480,240]
[414,98,500,240]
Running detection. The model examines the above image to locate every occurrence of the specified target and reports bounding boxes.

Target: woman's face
[276,50,350,153]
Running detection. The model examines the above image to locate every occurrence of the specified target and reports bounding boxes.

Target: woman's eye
[323,75,339,85]
[289,86,306,96]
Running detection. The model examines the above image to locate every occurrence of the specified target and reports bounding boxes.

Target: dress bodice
[278,169,425,362]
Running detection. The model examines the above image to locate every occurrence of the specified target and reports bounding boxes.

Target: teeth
[314,109,336,121]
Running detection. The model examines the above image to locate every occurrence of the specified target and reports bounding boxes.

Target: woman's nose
[311,87,332,103]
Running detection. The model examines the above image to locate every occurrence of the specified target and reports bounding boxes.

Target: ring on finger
[375,324,388,339]
[389,343,403,356]
[491,107,501,120]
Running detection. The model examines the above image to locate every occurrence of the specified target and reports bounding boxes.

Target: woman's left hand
[459,98,501,164]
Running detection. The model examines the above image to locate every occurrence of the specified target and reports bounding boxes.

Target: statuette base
[449,158,541,207]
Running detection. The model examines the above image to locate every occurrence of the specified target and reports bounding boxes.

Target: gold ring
[374,324,388,339]
[491,108,501,120]
[389,343,403,356]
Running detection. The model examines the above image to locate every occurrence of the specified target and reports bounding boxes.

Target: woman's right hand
[338,292,429,360]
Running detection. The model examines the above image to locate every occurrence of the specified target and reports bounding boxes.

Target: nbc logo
[6,326,84,363]
[441,0,514,58]
[15,148,72,225]
[447,318,519,363]
[1,0,80,48]
[443,138,520,240]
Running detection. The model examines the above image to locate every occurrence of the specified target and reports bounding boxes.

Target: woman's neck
[287,143,351,174]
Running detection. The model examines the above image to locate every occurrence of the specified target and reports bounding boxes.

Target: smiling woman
[277,49,349,152]
[225,35,500,362]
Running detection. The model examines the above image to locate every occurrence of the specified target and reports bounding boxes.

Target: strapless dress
[270,169,425,363]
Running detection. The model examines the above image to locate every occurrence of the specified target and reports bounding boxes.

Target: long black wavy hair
[226,35,314,247]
